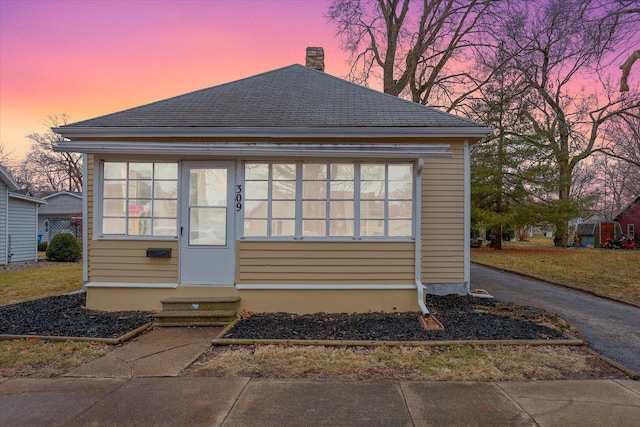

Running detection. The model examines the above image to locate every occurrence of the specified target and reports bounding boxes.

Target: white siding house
[1,165,46,265]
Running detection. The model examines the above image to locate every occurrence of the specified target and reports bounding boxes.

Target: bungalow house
[614,195,640,242]
[53,48,492,313]
[1,165,46,265]
[38,191,83,244]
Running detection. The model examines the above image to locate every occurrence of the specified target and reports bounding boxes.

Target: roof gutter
[54,141,454,159]
[53,126,493,140]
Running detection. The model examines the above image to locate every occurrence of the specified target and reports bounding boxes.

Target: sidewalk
[1,328,639,426]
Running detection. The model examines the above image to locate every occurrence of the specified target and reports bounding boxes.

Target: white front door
[180,161,235,285]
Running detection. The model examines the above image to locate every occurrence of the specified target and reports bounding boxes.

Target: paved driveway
[471,263,640,374]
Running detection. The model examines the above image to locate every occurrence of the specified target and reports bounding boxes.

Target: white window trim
[628,223,635,239]
[95,159,179,240]
[241,160,415,241]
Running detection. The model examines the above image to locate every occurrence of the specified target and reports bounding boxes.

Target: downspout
[414,158,428,315]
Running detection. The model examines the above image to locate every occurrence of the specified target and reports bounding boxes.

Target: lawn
[0,261,104,378]
[471,237,640,306]
[0,262,83,306]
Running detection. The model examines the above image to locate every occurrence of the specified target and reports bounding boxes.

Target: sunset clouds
[0,0,350,158]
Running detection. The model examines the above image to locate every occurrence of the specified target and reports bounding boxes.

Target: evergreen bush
[46,233,81,262]
[38,241,48,252]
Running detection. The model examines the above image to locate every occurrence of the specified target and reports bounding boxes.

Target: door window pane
[190,169,227,207]
[190,207,226,245]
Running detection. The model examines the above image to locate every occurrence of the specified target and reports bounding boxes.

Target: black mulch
[224,295,569,341]
[0,293,153,339]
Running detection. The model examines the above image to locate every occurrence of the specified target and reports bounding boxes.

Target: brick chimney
[305,47,325,72]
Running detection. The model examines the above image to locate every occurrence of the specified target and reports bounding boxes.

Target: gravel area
[0,293,153,339]
[1,260,76,272]
[224,295,571,341]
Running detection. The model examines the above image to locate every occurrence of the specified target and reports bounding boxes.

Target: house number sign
[235,184,242,211]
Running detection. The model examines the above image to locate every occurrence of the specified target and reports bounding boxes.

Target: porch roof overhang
[54,140,455,159]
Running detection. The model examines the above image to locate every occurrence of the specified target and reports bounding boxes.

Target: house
[53,48,492,313]
[38,191,83,244]
[1,165,46,265]
[614,195,640,242]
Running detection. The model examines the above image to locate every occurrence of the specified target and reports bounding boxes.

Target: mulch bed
[224,295,571,341]
[0,293,153,339]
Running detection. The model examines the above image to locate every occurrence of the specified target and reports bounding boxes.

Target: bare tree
[21,114,82,194]
[327,0,506,110]
[496,0,640,246]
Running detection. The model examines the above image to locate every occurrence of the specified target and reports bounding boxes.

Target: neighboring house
[1,165,46,264]
[614,195,640,242]
[38,191,83,244]
[53,48,492,313]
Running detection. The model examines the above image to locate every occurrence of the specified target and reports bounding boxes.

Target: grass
[0,262,83,306]
[185,344,619,382]
[471,237,640,306]
[0,260,105,379]
[0,339,110,378]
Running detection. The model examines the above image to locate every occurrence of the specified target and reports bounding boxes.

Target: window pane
[104,180,126,198]
[388,164,412,180]
[129,163,152,180]
[360,200,384,219]
[244,219,267,236]
[104,162,126,179]
[330,200,354,218]
[245,181,268,199]
[330,181,354,199]
[190,169,227,207]
[272,200,295,218]
[154,163,177,180]
[272,180,296,199]
[244,200,268,219]
[129,218,152,236]
[330,220,354,236]
[272,164,296,180]
[103,217,126,234]
[128,200,152,217]
[303,164,326,179]
[330,164,354,180]
[361,219,384,237]
[303,220,326,236]
[389,201,412,219]
[272,220,296,236]
[129,180,152,199]
[245,163,269,180]
[153,219,177,236]
[153,200,177,218]
[190,207,226,245]
[103,199,126,216]
[154,181,177,198]
[303,181,326,198]
[361,164,385,180]
[389,181,412,199]
[389,220,412,237]
[303,201,326,218]
[360,181,385,199]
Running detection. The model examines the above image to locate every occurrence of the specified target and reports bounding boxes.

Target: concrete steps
[154,297,240,327]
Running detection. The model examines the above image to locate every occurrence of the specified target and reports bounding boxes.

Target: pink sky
[0,0,352,160]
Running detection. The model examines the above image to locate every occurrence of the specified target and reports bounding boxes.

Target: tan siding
[421,142,465,283]
[237,241,414,284]
[88,239,178,283]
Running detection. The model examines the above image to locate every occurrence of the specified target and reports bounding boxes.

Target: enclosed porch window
[243,162,413,239]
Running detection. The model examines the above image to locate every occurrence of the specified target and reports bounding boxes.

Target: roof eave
[53,126,493,140]
[9,193,47,204]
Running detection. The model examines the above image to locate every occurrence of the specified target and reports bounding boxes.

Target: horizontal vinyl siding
[39,194,82,215]
[0,182,7,264]
[421,143,465,283]
[237,241,415,284]
[8,198,37,262]
[88,239,179,283]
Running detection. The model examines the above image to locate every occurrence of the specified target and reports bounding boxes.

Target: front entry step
[154,297,240,327]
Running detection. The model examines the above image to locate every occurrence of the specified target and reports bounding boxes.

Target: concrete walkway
[1,327,639,426]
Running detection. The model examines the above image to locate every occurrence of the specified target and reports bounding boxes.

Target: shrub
[46,233,81,262]
[38,241,48,252]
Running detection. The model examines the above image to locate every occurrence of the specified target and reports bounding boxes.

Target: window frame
[241,160,415,241]
[97,159,179,240]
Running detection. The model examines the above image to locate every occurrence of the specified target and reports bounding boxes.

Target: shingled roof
[61,65,485,130]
